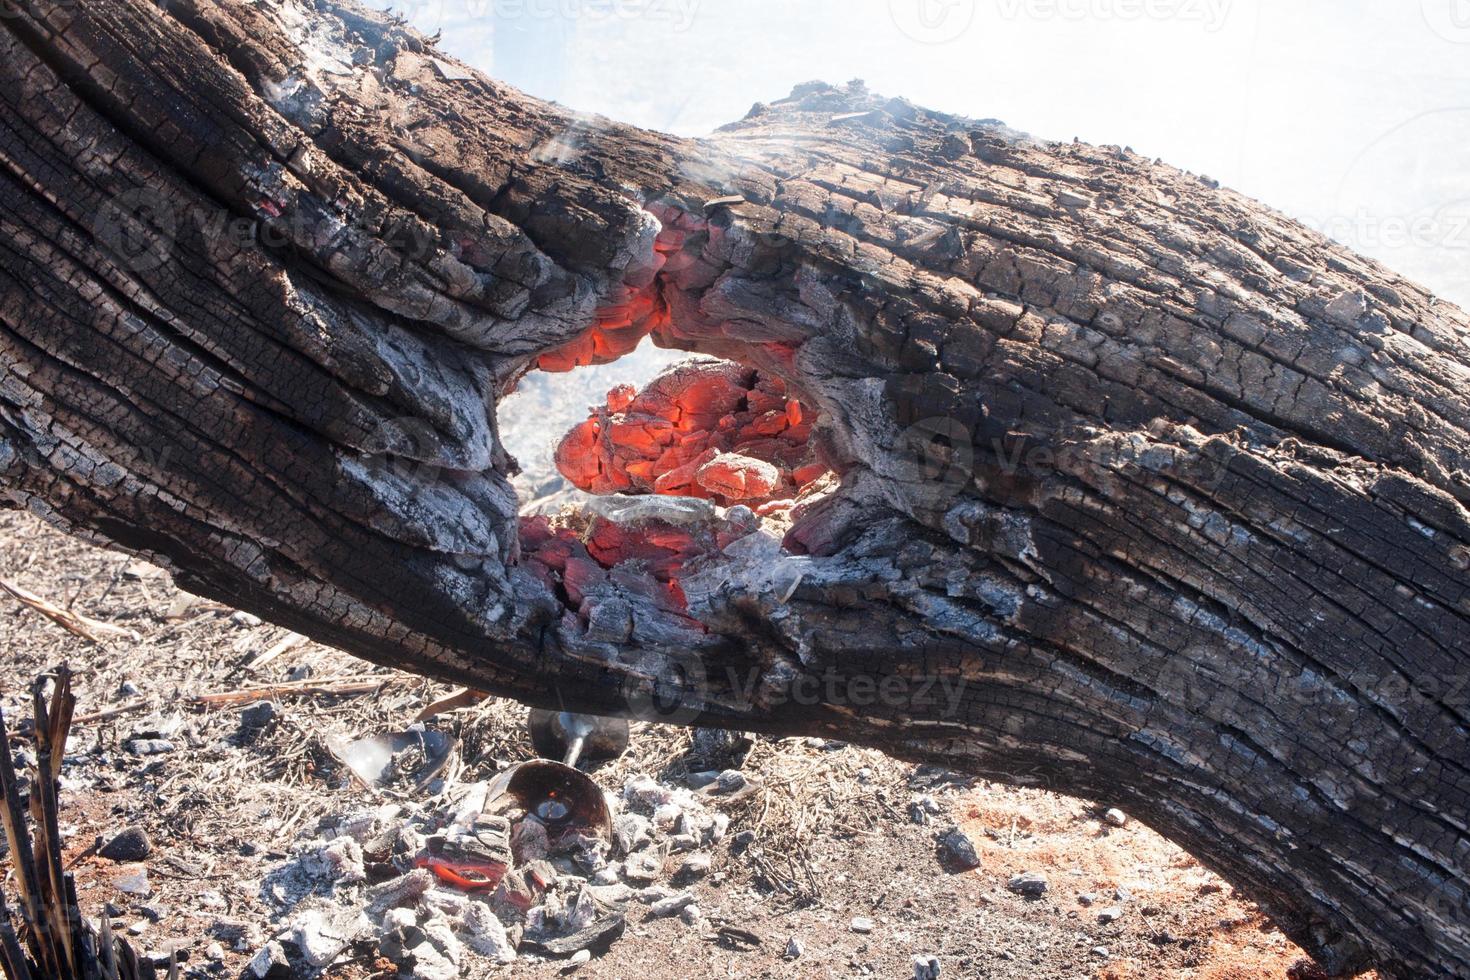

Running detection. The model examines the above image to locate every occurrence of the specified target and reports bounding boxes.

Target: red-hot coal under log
[513,207,835,633]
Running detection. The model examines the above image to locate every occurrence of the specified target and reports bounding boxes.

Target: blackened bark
[0,1,1466,975]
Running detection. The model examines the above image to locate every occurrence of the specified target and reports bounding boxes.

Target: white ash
[244,771,734,976]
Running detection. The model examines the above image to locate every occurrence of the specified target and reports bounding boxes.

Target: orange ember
[552,359,822,507]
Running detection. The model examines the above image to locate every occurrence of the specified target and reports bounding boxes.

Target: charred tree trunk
[0,1,1466,975]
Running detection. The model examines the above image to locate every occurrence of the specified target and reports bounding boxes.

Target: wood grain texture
[0,1,1467,974]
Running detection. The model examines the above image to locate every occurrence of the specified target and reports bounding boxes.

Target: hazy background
[379,0,1470,485]
[384,0,1470,308]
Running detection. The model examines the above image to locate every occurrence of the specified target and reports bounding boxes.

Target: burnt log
[0,1,1467,975]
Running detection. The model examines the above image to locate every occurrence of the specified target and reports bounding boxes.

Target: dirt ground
[0,507,1349,979]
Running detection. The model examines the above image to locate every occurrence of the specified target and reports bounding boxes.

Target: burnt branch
[1,1,1468,976]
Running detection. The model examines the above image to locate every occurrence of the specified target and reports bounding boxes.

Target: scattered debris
[0,577,140,644]
[1,666,152,979]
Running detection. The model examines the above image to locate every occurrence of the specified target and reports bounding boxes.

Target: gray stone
[114,867,151,896]
[1104,808,1128,828]
[248,941,292,979]
[912,954,941,979]
[677,853,712,879]
[126,739,175,756]
[850,916,875,933]
[622,850,662,884]
[785,936,804,959]
[648,890,695,919]
[1097,906,1124,924]
[715,770,747,794]
[100,826,152,862]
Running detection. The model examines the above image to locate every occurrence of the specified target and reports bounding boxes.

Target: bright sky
[384,0,1470,306]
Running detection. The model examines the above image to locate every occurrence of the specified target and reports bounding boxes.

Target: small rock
[126,739,175,757]
[1093,946,1110,958]
[715,770,747,794]
[231,611,263,628]
[730,830,757,854]
[909,794,941,825]
[564,948,592,972]
[100,826,152,862]
[613,813,652,855]
[648,890,695,919]
[936,826,981,871]
[248,941,291,979]
[1097,906,1124,924]
[205,942,225,962]
[679,903,704,927]
[849,916,875,934]
[685,770,720,790]
[1077,892,1097,907]
[114,867,151,896]
[785,936,804,959]
[1007,872,1048,898]
[623,851,662,884]
[591,866,620,886]
[1114,886,1132,903]
[652,803,683,832]
[239,702,277,732]
[118,681,142,698]
[287,664,313,682]
[1104,808,1128,828]
[677,853,712,880]
[912,954,941,979]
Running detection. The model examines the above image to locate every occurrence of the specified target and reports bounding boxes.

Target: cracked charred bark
[0,0,1467,975]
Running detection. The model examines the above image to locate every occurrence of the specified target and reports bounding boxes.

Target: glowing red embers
[519,514,707,626]
[553,360,823,507]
